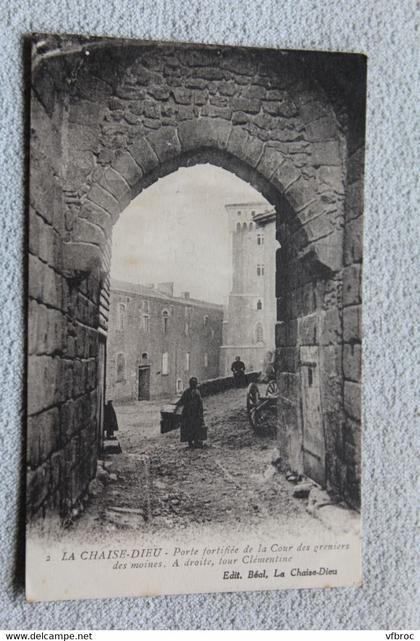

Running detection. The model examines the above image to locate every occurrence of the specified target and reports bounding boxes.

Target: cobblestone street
[73,388,338,539]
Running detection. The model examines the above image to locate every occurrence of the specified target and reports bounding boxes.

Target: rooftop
[110,279,223,310]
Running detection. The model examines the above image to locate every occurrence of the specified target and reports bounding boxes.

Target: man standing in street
[231,355,247,387]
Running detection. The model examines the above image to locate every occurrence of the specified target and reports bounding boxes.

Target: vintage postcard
[27,34,366,601]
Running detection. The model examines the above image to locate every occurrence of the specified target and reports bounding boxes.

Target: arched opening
[106,162,277,402]
[116,353,125,382]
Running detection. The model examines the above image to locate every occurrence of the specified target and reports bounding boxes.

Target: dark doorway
[138,366,150,400]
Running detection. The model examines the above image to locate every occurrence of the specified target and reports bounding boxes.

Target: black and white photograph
[26,34,366,601]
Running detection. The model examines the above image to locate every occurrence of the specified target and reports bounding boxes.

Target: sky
[111,164,268,304]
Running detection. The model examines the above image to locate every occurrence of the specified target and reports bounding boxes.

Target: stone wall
[198,371,260,398]
[28,35,365,519]
[27,91,102,519]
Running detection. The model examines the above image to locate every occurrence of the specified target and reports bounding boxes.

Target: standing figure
[174,377,206,449]
[104,400,119,440]
[231,355,247,387]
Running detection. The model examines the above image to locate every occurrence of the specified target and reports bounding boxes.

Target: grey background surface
[0,0,418,630]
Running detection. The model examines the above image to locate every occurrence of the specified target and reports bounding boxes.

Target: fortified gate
[27,36,365,519]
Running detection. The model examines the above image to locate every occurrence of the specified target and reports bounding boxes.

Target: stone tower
[220,201,277,375]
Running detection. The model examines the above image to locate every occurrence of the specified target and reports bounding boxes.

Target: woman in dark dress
[174,377,206,448]
[104,400,119,439]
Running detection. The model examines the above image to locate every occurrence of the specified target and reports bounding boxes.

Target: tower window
[257,299,263,310]
[242,222,247,231]
[185,352,190,371]
[162,352,169,375]
[204,353,208,368]
[257,264,265,276]
[257,233,264,245]
[162,309,169,333]
[236,222,241,232]
[255,323,264,344]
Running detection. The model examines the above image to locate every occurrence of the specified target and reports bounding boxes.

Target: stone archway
[28,37,364,519]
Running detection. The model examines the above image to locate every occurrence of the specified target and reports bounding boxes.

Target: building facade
[106,280,223,402]
[220,202,277,375]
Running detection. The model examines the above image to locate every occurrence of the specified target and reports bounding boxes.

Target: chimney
[156,282,174,297]
[182,291,190,300]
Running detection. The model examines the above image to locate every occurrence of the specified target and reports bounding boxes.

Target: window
[242,222,247,231]
[204,353,208,368]
[162,352,169,375]
[257,233,264,245]
[185,352,190,371]
[257,264,265,276]
[237,210,241,216]
[141,352,149,362]
[184,306,191,318]
[184,321,189,336]
[117,303,126,330]
[249,222,254,230]
[236,222,241,232]
[176,378,183,393]
[142,314,150,333]
[255,323,264,344]
[203,315,209,327]
[257,299,263,310]
[142,300,150,313]
[116,353,125,382]
[162,309,169,333]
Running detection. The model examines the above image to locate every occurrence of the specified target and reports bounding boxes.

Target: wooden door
[138,366,150,400]
[300,346,326,486]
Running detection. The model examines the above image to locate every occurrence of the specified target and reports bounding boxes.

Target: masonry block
[311,140,342,167]
[344,216,363,265]
[309,229,344,273]
[226,127,264,168]
[343,305,362,343]
[146,126,182,164]
[87,183,121,217]
[271,159,301,193]
[320,308,342,345]
[343,264,362,306]
[298,313,318,345]
[178,118,231,152]
[284,176,317,213]
[344,381,361,421]
[256,145,286,179]
[343,343,362,382]
[28,355,59,416]
[128,137,159,175]
[27,462,50,514]
[345,180,364,221]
